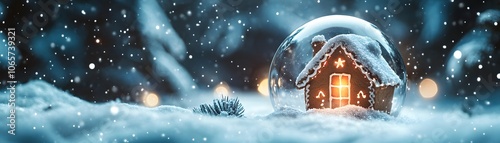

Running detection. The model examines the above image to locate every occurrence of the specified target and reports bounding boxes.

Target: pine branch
[193,96,245,117]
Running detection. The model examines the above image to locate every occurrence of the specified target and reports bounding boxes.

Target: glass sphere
[268,15,407,116]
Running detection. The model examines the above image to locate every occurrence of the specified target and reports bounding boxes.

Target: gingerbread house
[295,34,401,113]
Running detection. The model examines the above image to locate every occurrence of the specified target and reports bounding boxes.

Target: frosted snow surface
[1,81,499,142]
[446,9,499,77]
[137,0,195,93]
[296,34,401,88]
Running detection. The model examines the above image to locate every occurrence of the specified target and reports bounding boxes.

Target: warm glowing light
[419,78,438,99]
[257,79,269,96]
[214,82,230,97]
[453,50,462,59]
[277,78,282,87]
[143,93,160,107]
[334,58,345,68]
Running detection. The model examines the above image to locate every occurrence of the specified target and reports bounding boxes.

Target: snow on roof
[296,34,401,88]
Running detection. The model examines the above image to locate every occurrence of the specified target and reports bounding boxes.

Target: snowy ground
[1,81,499,142]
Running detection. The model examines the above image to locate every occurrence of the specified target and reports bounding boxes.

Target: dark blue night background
[0,0,500,142]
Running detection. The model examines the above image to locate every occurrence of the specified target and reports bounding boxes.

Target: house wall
[373,86,395,113]
[306,47,372,110]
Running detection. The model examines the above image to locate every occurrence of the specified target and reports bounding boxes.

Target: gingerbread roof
[296,34,401,88]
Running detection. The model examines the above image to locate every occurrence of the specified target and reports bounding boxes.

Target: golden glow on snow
[214,82,230,97]
[143,92,160,107]
[258,79,269,96]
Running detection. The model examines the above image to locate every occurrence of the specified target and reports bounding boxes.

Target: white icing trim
[305,84,310,108]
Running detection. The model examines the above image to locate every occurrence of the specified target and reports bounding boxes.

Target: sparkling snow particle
[495,22,498,26]
[477,77,481,82]
[155,25,160,30]
[453,50,462,59]
[81,10,86,15]
[478,64,483,69]
[89,63,95,69]
[95,39,100,43]
[331,7,337,13]
[497,73,500,79]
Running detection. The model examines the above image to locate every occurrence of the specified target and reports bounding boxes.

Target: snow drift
[1,81,499,142]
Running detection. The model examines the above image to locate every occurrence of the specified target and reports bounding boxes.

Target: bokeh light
[258,78,269,96]
[453,50,462,59]
[214,82,230,97]
[110,105,119,115]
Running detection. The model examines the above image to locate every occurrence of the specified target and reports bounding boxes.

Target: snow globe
[269,15,407,116]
